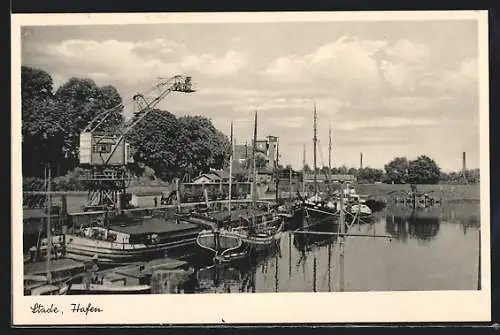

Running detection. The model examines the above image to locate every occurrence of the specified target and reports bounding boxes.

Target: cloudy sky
[21,19,480,172]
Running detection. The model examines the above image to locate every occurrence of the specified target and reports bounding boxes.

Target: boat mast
[313,103,318,195]
[252,110,258,228]
[45,165,52,284]
[275,139,279,202]
[302,144,306,194]
[229,121,234,220]
[328,125,332,172]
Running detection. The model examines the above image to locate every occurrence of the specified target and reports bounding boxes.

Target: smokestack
[360,152,363,169]
[462,151,466,173]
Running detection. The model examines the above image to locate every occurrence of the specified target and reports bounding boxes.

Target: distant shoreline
[22,183,480,214]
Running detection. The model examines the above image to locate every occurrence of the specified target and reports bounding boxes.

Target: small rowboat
[67,283,151,295]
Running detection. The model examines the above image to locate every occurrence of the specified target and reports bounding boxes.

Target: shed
[192,173,222,184]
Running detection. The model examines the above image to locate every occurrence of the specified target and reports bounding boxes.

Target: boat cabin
[78,219,202,246]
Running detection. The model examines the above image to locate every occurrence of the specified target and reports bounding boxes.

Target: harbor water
[150,201,480,293]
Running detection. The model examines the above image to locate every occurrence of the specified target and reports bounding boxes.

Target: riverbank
[23,183,480,214]
[356,184,480,202]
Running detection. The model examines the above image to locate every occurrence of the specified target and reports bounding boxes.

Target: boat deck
[208,208,268,221]
[109,219,200,235]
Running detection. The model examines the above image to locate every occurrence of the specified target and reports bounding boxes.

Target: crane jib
[79,75,195,167]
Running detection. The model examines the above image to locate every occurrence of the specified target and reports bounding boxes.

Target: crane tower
[78,75,195,212]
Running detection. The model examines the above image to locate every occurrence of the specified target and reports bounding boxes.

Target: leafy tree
[255,152,268,170]
[384,157,409,184]
[347,167,358,176]
[127,109,181,181]
[54,78,124,169]
[21,66,66,176]
[439,168,480,184]
[176,115,230,176]
[358,167,384,184]
[336,165,349,175]
[466,168,480,184]
[21,66,53,101]
[407,155,441,184]
[303,164,311,173]
[128,113,230,181]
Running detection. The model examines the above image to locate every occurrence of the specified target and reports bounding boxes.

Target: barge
[64,218,203,265]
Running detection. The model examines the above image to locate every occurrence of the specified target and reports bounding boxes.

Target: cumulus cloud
[33,38,248,84]
[181,51,247,77]
[264,36,385,92]
[263,36,444,98]
[421,58,478,94]
[21,23,480,171]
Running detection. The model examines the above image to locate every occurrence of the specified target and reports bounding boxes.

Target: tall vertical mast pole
[252,111,258,228]
[46,166,52,284]
[275,139,279,202]
[328,125,332,172]
[313,103,318,195]
[228,121,234,220]
[302,144,306,194]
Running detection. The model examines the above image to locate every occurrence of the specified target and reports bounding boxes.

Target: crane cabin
[79,75,195,168]
[79,132,134,166]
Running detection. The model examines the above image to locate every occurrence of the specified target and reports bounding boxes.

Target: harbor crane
[78,75,195,212]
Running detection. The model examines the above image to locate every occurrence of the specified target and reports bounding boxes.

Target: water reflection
[150,201,480,293]
[385,202,480,243]
[385,209,440,243]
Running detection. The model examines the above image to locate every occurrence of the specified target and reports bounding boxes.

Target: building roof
[193,173,222,182]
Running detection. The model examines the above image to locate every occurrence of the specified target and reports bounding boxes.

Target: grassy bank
[25,183,480,213]
[356,184,480,202]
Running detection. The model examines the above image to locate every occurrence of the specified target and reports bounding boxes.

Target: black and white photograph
[12,11,490,325]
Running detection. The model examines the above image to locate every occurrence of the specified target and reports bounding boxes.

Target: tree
[466,168,480,184]
[336,165,349,175]
[22,66,53,101]
[303,164,311,173]
[128,113,231,181]
[407,155,441,184]
[22,67,128,177]
[54,77,124,170]
[347,167,358,176]
[358,167,384,184]
[255,152,268,170]
[384,157,409,184]
[176,115,230,176]
[127,109,181,181]
[21,66,66,177]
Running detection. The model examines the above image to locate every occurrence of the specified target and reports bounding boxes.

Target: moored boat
[64,218,203,265]
[349,203,373,217]
[67,283,151,295]
[196,228,246,263]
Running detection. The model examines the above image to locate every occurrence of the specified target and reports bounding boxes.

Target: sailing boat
[25,166,69,296]
[298,104,340,225]
[196,115,284,264]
